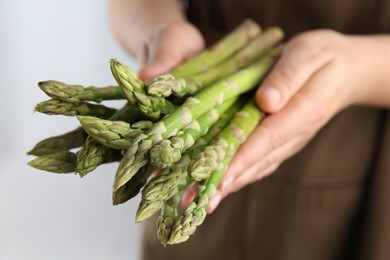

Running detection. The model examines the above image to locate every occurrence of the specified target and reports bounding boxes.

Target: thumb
[138,44,184,80]
[256,37,332,113]
[139,22,205,80]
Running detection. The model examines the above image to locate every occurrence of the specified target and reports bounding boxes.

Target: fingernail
[181,187,196,208]
[208,194,222,214]
[221,177,233,191]
[259,87,281,105]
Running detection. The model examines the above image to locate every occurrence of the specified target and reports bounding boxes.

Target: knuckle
[288,30,342,61]
[269,65,297,94]
[262,163,280,178]
[309,104,330,128]
[254,162,279,181]
[292,93,330,129]
[288,29,339,48]
[266,129,286,153]
[262,156,277,170]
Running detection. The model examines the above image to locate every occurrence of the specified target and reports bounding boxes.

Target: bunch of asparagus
[28,19,284,245]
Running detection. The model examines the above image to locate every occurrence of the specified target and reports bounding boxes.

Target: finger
[151,168,162,177]
[256,36,333,113]
[226,69,333,191]
[224,132,313,194]
[138,42,184,80]
[206,162,278,214]
[206,133,305,214]
[139,23,205,80]
[180,183,198,209]
[221,131,305,191]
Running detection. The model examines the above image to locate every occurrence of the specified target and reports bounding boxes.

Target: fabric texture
[142,1,390,259]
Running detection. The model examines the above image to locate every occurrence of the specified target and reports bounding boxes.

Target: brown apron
[142,1,390,259]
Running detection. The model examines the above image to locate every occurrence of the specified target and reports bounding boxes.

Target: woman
[108,0,390,259]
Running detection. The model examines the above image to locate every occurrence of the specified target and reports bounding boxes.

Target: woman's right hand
[138,21,205,80]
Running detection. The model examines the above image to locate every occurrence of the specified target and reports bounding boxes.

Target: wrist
[108,0,187,59]
[349,35,390,108]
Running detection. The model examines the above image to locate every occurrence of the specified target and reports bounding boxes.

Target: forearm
[107,0,186,59]
[352,35,390,108]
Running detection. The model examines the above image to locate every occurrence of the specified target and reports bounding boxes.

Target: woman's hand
[138,21,205,80]
[205,29,390,213]
[107,0,205,79]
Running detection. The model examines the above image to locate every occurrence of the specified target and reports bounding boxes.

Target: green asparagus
[77,116,153,150]
[135,100,243,222]
[113,56,272,193]
[110,59,176,120]
[147,27,283,98]
[149,97,238,168]
[27,127,87,156]
[170,18,261,78]
[28,151,77,173]
[35,99,117,118]
[156,193,182,246]
[168,99,263,244]
[38,80,124,103]
[76,136,108,177]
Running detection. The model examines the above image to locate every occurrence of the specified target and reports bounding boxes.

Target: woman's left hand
[205,29,390,213]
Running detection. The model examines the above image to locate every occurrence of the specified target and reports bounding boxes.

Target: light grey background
[0,0,143,259]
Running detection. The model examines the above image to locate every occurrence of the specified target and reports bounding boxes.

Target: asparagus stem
[135,101,243,222]
[76,136,108,177]
[75,102,147,176]
[112,164,155,205]
[157,192,182,246]
[190,27,284,89]
[110,59,177,120]
[28,151,77,174]
[38,80,124,103]
[170,19,262,78]
[147,27,283,98]
[135,156,191,223]
[105,102,143,123]
[113,57,271,193]
[149,97,238,168]
[189,99,265,181]
[168,99,263,244]
[109,59,145,106]
[27,127,87,156]
[35,99,117,118]
[77,116,153,149]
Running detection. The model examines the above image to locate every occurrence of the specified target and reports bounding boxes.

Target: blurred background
[0,0,143,259]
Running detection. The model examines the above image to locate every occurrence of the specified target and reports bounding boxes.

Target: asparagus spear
[135,156,191,223]
[147,27,283,98]
[156,192,182,246]
[28,148,121,175]
[189,99,265,181]
[135,100,243,222]
[168,99,263,244]
[28,102,141,156]
[75,103,145,176]
[35,99,117,118]
[27,127,87,156]
[113,56,272,193]
[169,18,261,78]
[77,116,153,150]
[146,74,200,98]
[109,59,144,106]
[28,151,77,173]
[76,136,108,177]
[104,102,143,123]
[193,28,283,86]
[110,59,177,120]
[149,97,238,168]
[112,164,155,205]
[38,80,124,103]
